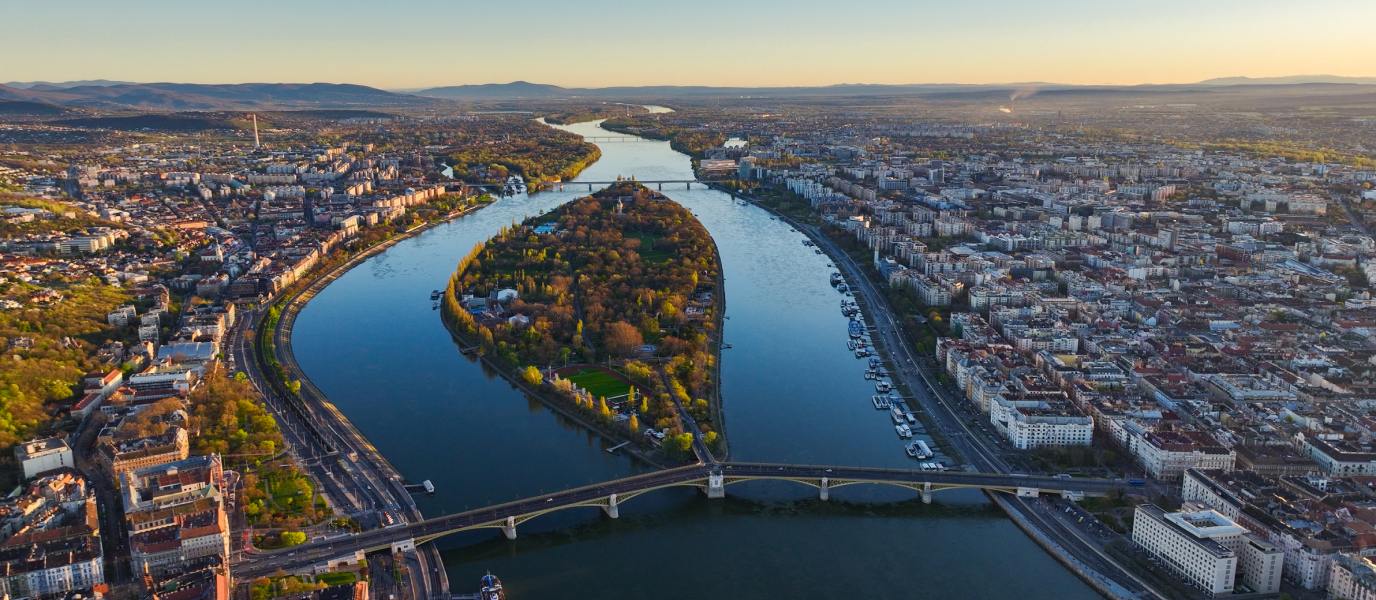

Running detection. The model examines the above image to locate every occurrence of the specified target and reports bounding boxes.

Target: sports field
[564,368,636,399]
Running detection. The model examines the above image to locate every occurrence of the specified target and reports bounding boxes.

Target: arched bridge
[235,462,1122,577]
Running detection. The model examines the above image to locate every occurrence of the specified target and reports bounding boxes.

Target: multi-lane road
[232,461,1122,580]
[230,196,1162,600]
[808,225,1166,600]
[230,299,446,598]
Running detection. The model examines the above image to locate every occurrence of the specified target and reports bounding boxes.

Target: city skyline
[5,0,1375,89]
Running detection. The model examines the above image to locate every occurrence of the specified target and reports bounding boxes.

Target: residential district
[1,98,1376,600]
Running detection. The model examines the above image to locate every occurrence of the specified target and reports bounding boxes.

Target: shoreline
[268,203,486,486]
[438,307,678,470]
[434,185,727,470]
[711,183,1135,600]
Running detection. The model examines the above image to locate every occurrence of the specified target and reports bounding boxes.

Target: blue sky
[4,0,1373,89]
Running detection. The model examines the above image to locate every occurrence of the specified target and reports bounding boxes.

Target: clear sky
[5,0,1374,89]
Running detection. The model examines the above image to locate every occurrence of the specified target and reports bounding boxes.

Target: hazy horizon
[5,0,1375,89]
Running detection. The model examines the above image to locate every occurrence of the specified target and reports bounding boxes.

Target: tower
[251,114,260,148]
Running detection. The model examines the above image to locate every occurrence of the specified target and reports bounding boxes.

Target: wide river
[291,119,1101,599]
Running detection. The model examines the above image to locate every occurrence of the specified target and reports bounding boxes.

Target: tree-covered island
[441,182,722,459]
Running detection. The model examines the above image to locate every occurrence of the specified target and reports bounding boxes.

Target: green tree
[279,531,307,547]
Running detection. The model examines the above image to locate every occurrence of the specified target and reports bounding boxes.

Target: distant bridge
[234,462,1121,577]
[452,180,729,192]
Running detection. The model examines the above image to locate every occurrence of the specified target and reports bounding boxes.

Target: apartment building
[0,536,104,598]
[15,438,74,480]
[1132,505,1241,596]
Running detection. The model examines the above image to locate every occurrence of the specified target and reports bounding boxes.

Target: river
[289,119,1101,599]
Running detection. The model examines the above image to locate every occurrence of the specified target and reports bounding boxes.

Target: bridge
[450,179,726,192]
[234,462,1123,578]
[533,179,726,191]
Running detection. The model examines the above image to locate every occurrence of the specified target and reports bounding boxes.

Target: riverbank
[265,203,488,485]
[282,118,1106,600]
[438,310,677,470]
[718,182,1141,600]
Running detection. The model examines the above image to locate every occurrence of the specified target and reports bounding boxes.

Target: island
[441,181,723,460]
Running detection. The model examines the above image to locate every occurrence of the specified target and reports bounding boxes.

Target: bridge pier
[501,516,516,540]
[706,473,725,498]
[657,183,662,190]
[819,477,829,501]
[603,493,619,519]
[921,481,932,504]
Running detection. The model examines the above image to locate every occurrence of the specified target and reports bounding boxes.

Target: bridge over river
[235,462,1123,579]
[456,179,728,192]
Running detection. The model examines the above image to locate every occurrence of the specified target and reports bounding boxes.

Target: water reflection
[289,121,1099,600]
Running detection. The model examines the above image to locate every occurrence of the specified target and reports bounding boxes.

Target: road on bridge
[233,462,1121,579]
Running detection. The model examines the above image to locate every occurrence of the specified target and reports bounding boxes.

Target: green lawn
[316,572,358,586]
[566,369,635,399]
[627,232,672,264]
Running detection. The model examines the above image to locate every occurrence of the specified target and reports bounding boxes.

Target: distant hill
[0,99,74,116]
[3,80,132,90]
[1197,75,1376,86]
[53,113,236,131]
[414,81,572,99]
[0,82,443,111]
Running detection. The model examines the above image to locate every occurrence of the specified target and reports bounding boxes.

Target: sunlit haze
[5,0,1375,88]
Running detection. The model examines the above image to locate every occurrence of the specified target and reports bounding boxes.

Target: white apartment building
[1239,535,1283,595]
[0,537,104,598]
[1330,553,1376,600]
[1301,437,1376,476]
[1132,505,1240,596]
[989,395,1093,450]
[1181,468,1243,521]
[1128,429,1237,482]
[14,438,73,480]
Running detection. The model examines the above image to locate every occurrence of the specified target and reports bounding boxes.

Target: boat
[906,412,916,424]
[479,574,504,600]
[815,249,822,254]
[896,424,912,438]
[876,380,892,393]
[432,303,439,310]
[847,340,856,350]
[872,396,891,410]
[906,443,920,457]
[892,413,906,425]
[891,407,905,421]
[915,440,933,458]
[430,290,441,300]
